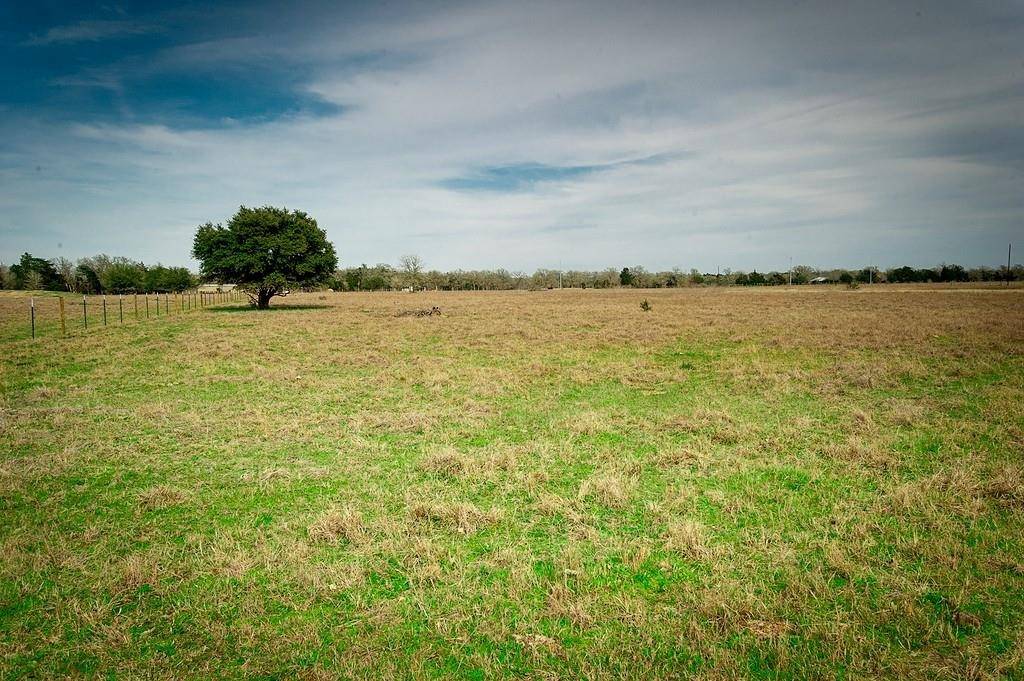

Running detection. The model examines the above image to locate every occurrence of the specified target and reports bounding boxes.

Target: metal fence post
[119,294,124,323]
[30,297,35,338]
[82,295,87,329]
[102,295,107,326]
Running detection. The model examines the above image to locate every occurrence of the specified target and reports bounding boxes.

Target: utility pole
[788,257,792,286]
[1008,243,1013,287]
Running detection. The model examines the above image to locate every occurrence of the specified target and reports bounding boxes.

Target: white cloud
[25,20,156,46]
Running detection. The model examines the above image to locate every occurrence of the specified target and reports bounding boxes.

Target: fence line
[19,289,245,340]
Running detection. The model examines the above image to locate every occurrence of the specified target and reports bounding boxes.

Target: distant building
[197,283,237,293]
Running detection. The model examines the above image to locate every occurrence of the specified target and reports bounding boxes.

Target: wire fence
[14,289,245,341]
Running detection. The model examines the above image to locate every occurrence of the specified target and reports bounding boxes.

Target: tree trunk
[256,289,273,309]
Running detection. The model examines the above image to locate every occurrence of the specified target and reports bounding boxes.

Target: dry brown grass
[418,446,467,477]
[137,485,187,510]
[664,519,714,560]
[578,471,637,509]
[407,499,504,534]
[308,507,367,544]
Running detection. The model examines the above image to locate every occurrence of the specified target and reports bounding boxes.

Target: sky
[1,0,1022,272]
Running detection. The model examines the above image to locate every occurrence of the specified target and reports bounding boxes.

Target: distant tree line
[2,251,1019,294]
[329,261,1022,291]
[0,253,195,293]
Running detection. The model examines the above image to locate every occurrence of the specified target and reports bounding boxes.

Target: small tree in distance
[193,206,338,309]
[399,254,424,289]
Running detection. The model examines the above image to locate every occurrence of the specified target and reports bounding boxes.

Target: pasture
[1,286,1022,679]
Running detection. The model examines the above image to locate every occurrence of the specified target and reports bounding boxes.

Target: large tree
[10,253,61,291]
[193,206,337,308]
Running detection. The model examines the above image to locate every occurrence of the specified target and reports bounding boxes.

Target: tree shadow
[206,304,333,313]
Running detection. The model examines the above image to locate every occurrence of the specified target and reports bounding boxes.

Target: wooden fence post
[82,295,87,329]
[134,293,138,319]
[119,295,123,323]
[59,296,66,337]
[102,295,107,326]
[146,293,150,318]
[30,297,35,338]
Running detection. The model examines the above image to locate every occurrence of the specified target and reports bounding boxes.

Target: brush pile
[395,306,441,317]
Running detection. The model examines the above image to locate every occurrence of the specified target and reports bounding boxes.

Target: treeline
[331,262,1022,291]
[3,252,1019,293]
[0,253,194,293]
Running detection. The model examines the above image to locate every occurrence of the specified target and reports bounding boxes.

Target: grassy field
[1,286,1022,679]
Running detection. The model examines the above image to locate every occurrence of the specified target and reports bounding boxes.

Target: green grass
[1,287,1022,678]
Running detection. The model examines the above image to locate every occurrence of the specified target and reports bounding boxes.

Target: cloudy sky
[1,1,1022,272]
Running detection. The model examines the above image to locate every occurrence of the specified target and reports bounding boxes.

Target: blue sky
[1,0,1022,271]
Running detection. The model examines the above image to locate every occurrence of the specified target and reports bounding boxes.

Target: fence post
[59,296,66,337]
[119,295,124,323]
[134,293,138,319]
[82,295,87,329]
[30,297,35,338]
[165,292,169,315]
[103,295,107,326]
[146,293,150,318]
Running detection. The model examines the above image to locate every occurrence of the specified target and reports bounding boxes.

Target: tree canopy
[193,206,338,308]
[10,253,61,290]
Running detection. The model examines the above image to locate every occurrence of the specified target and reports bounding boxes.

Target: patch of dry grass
[137,485,187,510]
[308,506,367,544]
[664,519,714,560]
